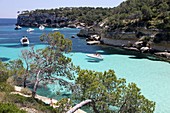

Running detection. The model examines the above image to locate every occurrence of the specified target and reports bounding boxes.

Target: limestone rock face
[77,29,89,37]
[77,26,100,37]
[17,13,69,27]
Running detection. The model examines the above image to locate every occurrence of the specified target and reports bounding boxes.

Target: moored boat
[86,53,103,60]
[39,25,45,30]
[15,25,22,30]
[20,36,29,46]
[27,28,34,32]
[52,28,59,31]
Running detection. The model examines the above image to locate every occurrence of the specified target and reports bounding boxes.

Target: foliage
[106,0,170,31]
[0,82,14,93]
[20,7,113,26]
[4,94,57,113]
[20,88,32,95]
[21,32,76,97]
[5,59,27,87]
[19,1,170,42]
[74,69,155,113]
[0,92,6,102]
[55,98,72,113]
[7,59,25,76]
[0,61,10,82]
[0,103,26,113]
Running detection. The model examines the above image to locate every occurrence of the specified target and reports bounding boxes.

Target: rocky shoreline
[101,37,170,62]
[76,26,170,62]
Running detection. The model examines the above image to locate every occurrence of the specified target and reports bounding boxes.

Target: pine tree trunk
[23,75,27,88]
[24,63,29,88]
[91,100,100,113]
[66,99,92,113]
[32,70,40,98]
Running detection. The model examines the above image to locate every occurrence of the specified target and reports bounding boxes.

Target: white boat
[86,54,103,60]
[87,41,100,45]
[52,28,59,31]
[15,25,22,30]
[39,25,45,30]
[27,28,34,32]
[20,36,29,46]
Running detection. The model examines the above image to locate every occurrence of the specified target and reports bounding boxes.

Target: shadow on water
[0,57,10,61]
[0,43,47,48]
[129,54,150,59]
[72,42,163,62]
[0,44,27,48]
[128,53,163,62]
[86,58,103,63]
[87,60,101,63]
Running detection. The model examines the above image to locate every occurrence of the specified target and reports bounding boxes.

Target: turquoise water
[1,19,170,112]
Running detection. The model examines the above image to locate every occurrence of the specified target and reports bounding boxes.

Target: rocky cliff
[17,13,73,28]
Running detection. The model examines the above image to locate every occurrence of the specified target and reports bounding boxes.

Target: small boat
[27,28,34,32]
[20,36,29,46]
[39,25,45,30]
[71,35,75,38]
[86,41,100,45]
[86,53,103,60]
[15,25,22,30]
[52,28,59,31]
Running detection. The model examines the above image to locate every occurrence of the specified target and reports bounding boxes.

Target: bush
[20,88,32,95]
[0,103,26,113]
[0,92,6,102]
[6,76,15,86]
[0,83,14,92]
[5,94,57,113]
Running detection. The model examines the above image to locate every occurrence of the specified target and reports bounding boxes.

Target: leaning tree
[21,32,77,97]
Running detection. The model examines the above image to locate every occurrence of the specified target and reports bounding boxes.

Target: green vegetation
[0,60,57,113]
[0,103,26,113]
[73,69,155,113]
[19,0,170,30]
[55,98,72,113]
[106,0,170,30]
[20,7,113,26]
[4,94,56,113]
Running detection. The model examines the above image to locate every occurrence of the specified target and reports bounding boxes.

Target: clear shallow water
[0,19,170,112]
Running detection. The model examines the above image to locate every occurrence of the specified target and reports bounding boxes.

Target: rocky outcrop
[77,29,89,37]
[77,26,99,37]
[17,13,72,28]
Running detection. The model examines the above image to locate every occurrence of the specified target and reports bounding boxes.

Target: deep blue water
[1,18,170,113]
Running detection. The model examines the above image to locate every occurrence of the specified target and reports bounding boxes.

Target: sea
[0,18,170,113]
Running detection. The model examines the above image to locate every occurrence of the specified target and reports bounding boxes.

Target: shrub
[0,92,6,102]
[0,103,26,113]
[6,76,15,86]
[5,94,57,113]
[0,82,14,93]
[20,88,32,95]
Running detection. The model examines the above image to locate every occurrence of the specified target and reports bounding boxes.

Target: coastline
[101,37,170,62]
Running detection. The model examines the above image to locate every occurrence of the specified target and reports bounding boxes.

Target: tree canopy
[73,69,155,113]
